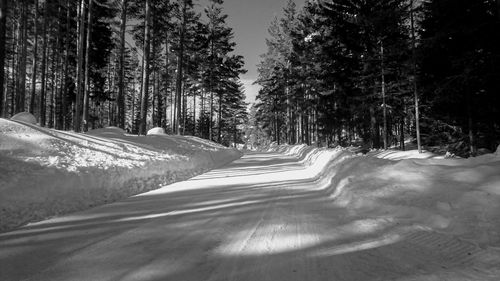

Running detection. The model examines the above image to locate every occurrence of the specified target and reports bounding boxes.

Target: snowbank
[10,112,37,125]
[276,144,500,248]
[147,127,165,135]
[366,149,440,160]
[0,119,241,232]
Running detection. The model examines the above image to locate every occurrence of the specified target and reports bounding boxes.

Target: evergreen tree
[0,0,250,147]
[257,0,411,148]
[117,0,128,129]
[202,1,238,140]
[419,0,500,155]
[0,0,7,117]
[139,0,151,135]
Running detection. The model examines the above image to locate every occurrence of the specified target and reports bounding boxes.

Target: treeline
[0,0,247,146]
[255,0,500,156]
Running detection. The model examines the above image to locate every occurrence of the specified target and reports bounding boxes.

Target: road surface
[1,151,498,280]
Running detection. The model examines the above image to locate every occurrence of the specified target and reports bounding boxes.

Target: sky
[200,0,308,105]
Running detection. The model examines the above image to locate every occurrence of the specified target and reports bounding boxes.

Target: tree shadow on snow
[0,152,497,281]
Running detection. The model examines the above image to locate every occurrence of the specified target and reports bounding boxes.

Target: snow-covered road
[1,151,499,281]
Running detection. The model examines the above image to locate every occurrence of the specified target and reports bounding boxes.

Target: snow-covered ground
[0,117,241,232]
[1,119,500,280]
[270,144,500,249]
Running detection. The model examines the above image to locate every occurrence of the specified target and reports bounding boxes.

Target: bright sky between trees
[200,0,307,105]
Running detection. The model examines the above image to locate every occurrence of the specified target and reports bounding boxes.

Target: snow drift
[0,118,241,232]
[275,144,500,249]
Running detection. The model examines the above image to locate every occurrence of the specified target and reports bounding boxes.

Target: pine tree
[116,0,127,129]
[419,0,500,155]
[82,0,94,132]
[138,0,151,135]
[0,0,6,117]
[203,1,237,140]
[29,0,39,115]
[39,0,49,127]
[73,0,86,131]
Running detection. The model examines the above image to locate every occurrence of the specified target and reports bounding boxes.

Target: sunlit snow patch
[216,223,324,256]
[114,200,261,223]
[314,233,402,256]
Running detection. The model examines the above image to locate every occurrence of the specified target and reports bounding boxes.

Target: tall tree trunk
[117,0,127,129]
[209,91,213,140]
[9,23,17,117]
[13,7,20,112]
[74,0,86,132]
[55,50,63,129]
[193,90,196,136]
[54,2,64,129]
[208,24,215,140]
[170,68,174,132]
[39,0,48,126]
[130,67,137,132]
[277,109,280,145]
[151,70,156,126]
[182,85,186,135]
[151,12,158,127]
[0,0,6,117]
[137,54,143,132]
[400,118,405,151]
[410,0,422,153]
[285,61,291,144]
[82,0,93,132]
[296,99,300,144]
[217,94,221,143]
[381,40,388,149]
[61,0,70,130]
[164,32,170,129]
[314,99,318,145]
[200,90,205,137]
[139,0,151,135]
[16,0,28,113]
[466,90,476,156]
[153,19,162,128]
[370,105,380,149]
[286,83,291,144]
[155,57,162,127]
[175,0,187,135]
[305,113,309,145]
[49,43,57,128]
[29,0,38,114]
[232,116,236,147]
[109,58,117,126]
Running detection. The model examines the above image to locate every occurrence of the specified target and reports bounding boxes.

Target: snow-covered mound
[11,112,37,124]
[366,149,440,160]
[147,127,165,135]
[278,144,500,249]
[0,119,241,232]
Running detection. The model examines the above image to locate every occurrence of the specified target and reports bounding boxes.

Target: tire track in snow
[399,230,499,280]
[205,195,276,281]
[306,228,498,281]
[3,151,500,281]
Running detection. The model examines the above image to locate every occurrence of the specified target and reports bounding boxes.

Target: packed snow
[1,117,500,280]
[269,144,500,249]
[0,117,241,232]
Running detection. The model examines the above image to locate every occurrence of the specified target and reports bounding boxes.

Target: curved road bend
[1,151,498,281]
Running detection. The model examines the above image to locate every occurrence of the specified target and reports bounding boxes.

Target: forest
[1,0,500,155]
[0,0,248,146]
[252,0,500,156]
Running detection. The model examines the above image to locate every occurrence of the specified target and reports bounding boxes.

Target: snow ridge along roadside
[271,144,500,250]
[0,119,241,232]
